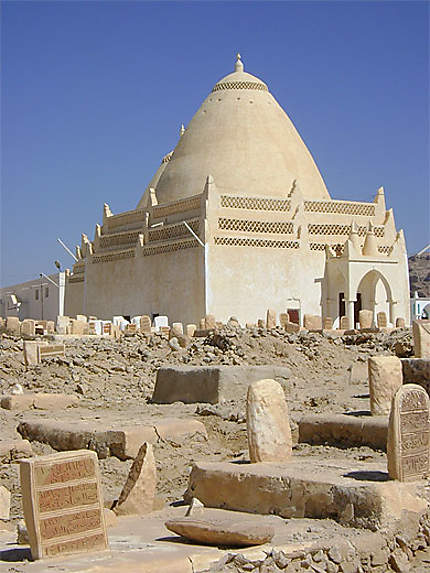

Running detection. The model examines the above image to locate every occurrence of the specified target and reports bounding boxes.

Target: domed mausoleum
[65,56,410,327]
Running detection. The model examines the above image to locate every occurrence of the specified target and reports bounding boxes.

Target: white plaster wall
[82,247,205,324]
[205,244,324,325]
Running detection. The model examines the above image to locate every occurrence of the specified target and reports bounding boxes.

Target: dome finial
[180,123,185,136]
[235,53,244,72]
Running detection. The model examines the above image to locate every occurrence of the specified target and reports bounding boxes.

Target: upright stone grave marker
[396,317,406,328]
[266,309,276,329]
[339,315,350,330]
[140,315,152,334]
[20,450,108,560]
[247,379,292,463]
[368,356,402,415]
[387,384,430,481]
[359,309,373,329]
[377,312,387,328]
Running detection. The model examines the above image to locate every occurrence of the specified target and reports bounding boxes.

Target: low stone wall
[152,365,291,404]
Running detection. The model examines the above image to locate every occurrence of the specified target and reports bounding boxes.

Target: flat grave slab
[20,450,108,560]
[185,459,427,530]
[1,394,79,411]
[298,413,388,450]
[18,417,207,460]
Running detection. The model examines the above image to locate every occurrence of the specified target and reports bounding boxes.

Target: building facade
[0,272,66,322]
[64,56,410,328]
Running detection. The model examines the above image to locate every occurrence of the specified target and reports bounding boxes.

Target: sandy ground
[0,325,424,570]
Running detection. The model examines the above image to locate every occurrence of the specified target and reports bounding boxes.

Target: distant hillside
[409,253,430,297]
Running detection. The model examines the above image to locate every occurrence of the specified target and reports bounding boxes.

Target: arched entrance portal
[356,270,393,324]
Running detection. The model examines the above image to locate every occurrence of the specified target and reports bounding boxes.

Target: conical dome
[153,55,330,205]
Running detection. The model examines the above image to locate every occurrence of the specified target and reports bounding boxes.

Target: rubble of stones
[0,326,413,403]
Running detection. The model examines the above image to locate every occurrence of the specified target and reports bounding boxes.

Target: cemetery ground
[0,325,429,571]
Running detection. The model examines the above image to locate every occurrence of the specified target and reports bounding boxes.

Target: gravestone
[413,320,430,358]
[247,379,292,463]
[323,317,333,330]
[257,319,265,329]
[199,318,206,330]
[279,313,289,329]
[368,356,403,415]
[359,309,373,329]
[70,319,87,335]
[102,321,112,336]
[23,341,39,366]
[171,322,184,337]
[266,309,276,329]
[113,443,156,516]
[56,316,70,335]
[396,317,406,328]
[46,321,55,334]
[6,317,20,335]
[377,312,387,328]
[154,316,168,331]
[20,450,108,560]
[387,384,430,481]
[21,320,36,337]
[340,316,350,330]
[303,314,322,331]
[140,315,152,334]
[186,324,196,337]
[76,315,87,323]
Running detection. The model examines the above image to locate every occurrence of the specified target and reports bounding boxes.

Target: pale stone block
[413,320,430,358]
[185,324,196,337]
[23,341,40,366]
[387,384,430,481]
[303,314,322,330]
[131,315,142,326]
[140,315,152,334]
[266,309,276,329]
[46,321,55,333]
[285,322,300,333]
[21,320,36,337]
[368,356,403,416]
[76,314,87,323]
[19,450,108,560]
[340,316,350,330]
[107,427,158,460]
[205,314,216,330]
[1,394,35,410]
[171,322,184,337]
[6,317,20,335]
[0,485,11,520]
[114,443,156,516]
[279,313,289,329]
[377,312,387,328]
[32,393,78,410]
[359,309,373,329]
[396,317,406,328]
[247,379,292,463]
[56,315,70,334]
[154,315,168,331]
[165,510,275,546]
[323,317,333,330]
[160,326,170,337]
[70,319,88,335]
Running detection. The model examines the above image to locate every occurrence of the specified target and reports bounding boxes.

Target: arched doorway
[356,270,393,324]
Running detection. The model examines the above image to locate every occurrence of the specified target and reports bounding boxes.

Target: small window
[35,289,39,300]
[45,287,49,298]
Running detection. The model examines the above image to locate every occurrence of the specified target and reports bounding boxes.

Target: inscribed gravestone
[323,317,333,330]
[20,450,108,560]
[387,384,430,481]
[340,316,350,330]
[140,315,152,334]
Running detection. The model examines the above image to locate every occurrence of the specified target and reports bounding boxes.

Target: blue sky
[2,0,429,285]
